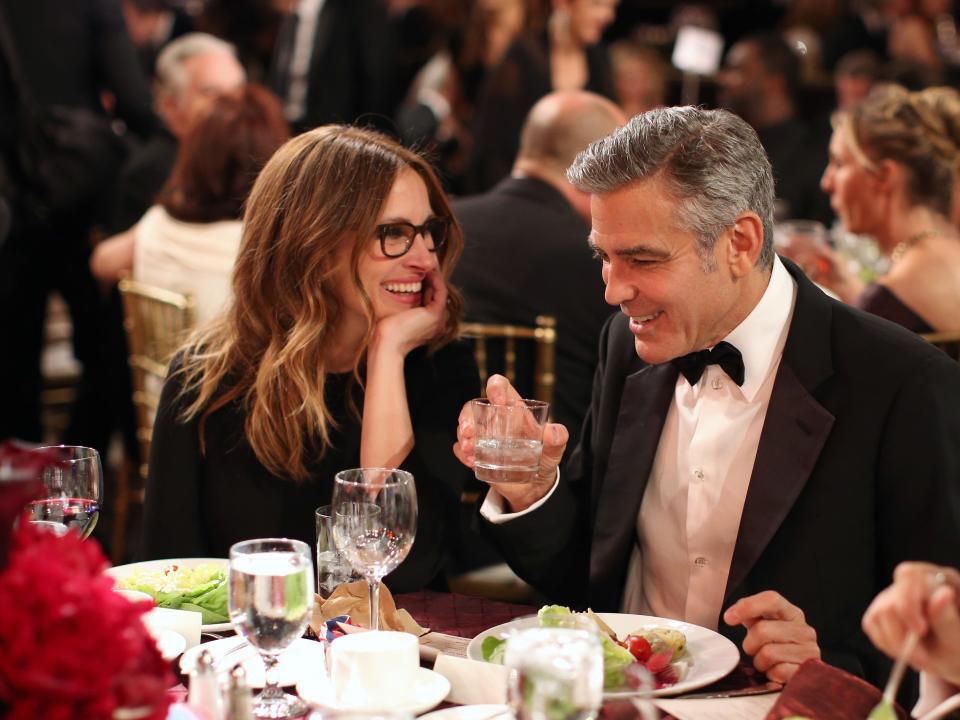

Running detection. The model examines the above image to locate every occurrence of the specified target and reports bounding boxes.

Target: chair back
[921,330,960,362]
[459,315,557,408]
[118,278,196,480]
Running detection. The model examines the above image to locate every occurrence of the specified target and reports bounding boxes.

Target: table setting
[0,433,947,720]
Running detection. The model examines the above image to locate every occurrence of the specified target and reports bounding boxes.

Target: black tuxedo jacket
[485,260,960,686]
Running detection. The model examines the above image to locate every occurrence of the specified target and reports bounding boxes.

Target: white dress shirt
[284,0,326,123]
[482,257,797,631]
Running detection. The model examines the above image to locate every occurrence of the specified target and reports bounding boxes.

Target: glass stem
[259,653,282,700]
[368,578,381,631]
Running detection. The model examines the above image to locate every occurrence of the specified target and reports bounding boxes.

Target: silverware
[668,680,783,700]
[215,639,253,670]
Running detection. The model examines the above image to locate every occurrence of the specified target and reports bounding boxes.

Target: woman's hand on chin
[371,270,448,358]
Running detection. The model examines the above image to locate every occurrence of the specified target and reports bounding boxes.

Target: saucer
[297,667,450,714]
[420,705,510,720]
[180,637,325,688]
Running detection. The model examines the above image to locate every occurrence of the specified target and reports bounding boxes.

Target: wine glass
[332,468,417,631]
[26,445,102,538]
[228,538,314,719]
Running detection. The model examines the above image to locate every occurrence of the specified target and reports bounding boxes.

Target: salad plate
[181,637,325,688]
[106,557,232,633]
[466,612,740,698]
[298,667,450,714]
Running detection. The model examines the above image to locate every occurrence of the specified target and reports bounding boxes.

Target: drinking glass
[471,398,550,484]
[228,538,314,719]
[505,615,604,720]
[26,445,102,538]
[332,469,416,631]
[315,504,363,598]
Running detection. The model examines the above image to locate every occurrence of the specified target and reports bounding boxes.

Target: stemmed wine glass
[332,468,417,631]
[26,445,103,538]
[228,538,314,719]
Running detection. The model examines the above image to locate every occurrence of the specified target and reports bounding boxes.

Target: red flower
[0,522,173,719]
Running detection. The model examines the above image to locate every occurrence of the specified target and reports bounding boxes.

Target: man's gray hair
[567,106,775,270]
[155,32,239,98]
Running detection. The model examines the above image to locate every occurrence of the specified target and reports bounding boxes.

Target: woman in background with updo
[814,84,960,333]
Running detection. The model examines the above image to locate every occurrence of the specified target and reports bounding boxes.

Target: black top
[857,283,934,334]
[757,116,833,225]
[467,30,614,192]
[142,341,479,593]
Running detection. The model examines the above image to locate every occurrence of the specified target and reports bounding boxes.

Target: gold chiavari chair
[115,278,195,561]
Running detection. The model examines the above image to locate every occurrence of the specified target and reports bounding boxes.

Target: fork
[866,630,919,720]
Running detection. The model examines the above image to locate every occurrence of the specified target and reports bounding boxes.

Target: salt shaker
[187,649,223,720]
[225,664,254,720]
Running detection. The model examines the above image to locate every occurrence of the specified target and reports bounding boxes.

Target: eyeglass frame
[375,217,451,258]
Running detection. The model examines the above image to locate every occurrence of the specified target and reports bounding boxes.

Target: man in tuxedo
[453,106,960,688]
[452,90,623,451]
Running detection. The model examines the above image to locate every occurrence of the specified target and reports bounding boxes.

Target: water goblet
[26,445,102,538]
[505,614,604,720]
[332,468,416,631]
[316,504,364,598]
[228,538,314,719]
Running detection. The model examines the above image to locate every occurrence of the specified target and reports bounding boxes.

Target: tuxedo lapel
[590,362,677,608]
[725,260,837,598]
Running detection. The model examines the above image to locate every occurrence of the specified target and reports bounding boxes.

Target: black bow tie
[672,341,745,386]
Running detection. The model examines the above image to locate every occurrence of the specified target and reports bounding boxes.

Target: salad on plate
[117,561,229,625]
[481,605,690,691]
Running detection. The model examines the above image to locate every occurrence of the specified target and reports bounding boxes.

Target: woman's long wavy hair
[173,125,464,481]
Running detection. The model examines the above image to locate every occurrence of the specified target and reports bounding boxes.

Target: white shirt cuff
[479,469,561,524]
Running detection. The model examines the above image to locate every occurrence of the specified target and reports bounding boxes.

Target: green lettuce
[120,564,229,624]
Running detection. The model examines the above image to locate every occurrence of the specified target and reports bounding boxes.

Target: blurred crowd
[1,0,960,552]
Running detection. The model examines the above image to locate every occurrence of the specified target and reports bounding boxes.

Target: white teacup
[329,631,419,709]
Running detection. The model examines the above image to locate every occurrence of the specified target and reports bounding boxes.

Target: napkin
[434,653,508,705]
[310,581,428,635]
[764,660,909,720]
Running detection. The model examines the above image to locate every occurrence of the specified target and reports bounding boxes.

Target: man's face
[162,50,246,137]
[717,41,765,119]
[590,178,746,365]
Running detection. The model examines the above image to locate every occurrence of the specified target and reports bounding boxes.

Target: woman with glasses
[141,125,478,592]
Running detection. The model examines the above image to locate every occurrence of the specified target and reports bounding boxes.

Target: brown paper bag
[310,581,428,636]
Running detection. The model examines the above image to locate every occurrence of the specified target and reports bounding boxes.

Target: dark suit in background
[269,0,397,133]
[0,0,156,448]
[452,176,611,452]
[486,260,960,690]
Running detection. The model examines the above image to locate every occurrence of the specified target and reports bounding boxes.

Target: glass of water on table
[471,398,550,483]
[316,504,363,598]
[228,538,313,719]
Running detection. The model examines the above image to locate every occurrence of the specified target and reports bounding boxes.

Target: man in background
[452,90,625,450]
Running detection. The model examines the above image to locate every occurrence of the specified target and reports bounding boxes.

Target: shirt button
[694,556,708,568]
[692,469,704,482]
[711,376,723,390]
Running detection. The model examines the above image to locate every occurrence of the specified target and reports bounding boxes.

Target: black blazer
[269,0,396,133]
[452,176,614,451]
[485,259,960,686]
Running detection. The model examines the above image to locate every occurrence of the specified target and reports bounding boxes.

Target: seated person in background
[813,84,960,333]
[864,562,960,715]
[452,89,624,452]
[91,84,289,325]
[142,126,478,592]
[454,106,960,686]
[608,39,667,119]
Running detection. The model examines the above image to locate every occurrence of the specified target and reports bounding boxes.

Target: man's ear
[726,211,765,276]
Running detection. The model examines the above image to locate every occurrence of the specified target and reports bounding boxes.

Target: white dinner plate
[466,612,740,698]
[106,557,232,633]
[420,705,510,720]
[181,637,325,688]
[297,666,450,715]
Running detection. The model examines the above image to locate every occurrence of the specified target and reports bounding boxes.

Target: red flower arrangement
[0,520,174,720]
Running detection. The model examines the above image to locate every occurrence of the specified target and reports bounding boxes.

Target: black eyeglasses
[375,217,450,258]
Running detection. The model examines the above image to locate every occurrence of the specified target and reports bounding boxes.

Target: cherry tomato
[624,634,652,663]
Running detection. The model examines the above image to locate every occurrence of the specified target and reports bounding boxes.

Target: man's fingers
[485,374,525,406]
[741,618,817,656]
[537,423,568,483]
[725,591,804,626]
[752,639,820,673]
[764,663,800,684]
